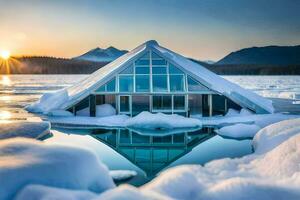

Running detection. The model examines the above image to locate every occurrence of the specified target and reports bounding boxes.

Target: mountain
[216,45,300,65]
[73,46,128,62]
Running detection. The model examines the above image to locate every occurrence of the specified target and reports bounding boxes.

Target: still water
[1,75,300,185]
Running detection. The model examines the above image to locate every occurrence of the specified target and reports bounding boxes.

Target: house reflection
[91,127,215,177]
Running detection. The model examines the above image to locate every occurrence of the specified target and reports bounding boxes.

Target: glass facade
[84,50,220,117]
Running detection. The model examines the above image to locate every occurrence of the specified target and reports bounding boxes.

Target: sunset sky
[0,0,299,61]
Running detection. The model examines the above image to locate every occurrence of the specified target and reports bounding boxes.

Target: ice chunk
[216,123,261,138]
[0,138,114,200]
[0,121,50,139]
[126,112,202,130]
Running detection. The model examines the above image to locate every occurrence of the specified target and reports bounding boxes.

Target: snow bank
[0,121,50,139]
[26,89,68,113]
[96,104,116,117]
[217,123,261,138]
[253,118,300,154]
[126,112,201,130]
[0,138,114,200]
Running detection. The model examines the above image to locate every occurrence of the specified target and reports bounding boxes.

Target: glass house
[63,40,273,117]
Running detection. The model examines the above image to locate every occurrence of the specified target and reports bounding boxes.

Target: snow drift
[0,138,114,200]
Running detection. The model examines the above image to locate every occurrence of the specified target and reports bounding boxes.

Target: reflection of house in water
[92,128,215,177]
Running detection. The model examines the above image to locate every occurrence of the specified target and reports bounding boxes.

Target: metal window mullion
[133,61,136,93]
[150,50,153,93]
[167,62,170,92]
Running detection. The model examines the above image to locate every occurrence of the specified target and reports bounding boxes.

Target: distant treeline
[1,56,107,74]
[1,56,299,75]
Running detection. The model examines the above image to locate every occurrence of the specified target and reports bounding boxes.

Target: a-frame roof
[55,40,273,113]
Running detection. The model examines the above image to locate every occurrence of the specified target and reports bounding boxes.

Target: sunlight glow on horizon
[1,50,10,60]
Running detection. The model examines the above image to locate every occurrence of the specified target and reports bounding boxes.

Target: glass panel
[153,96,172,110]
[152,59,167,65]
[135,67,150,74]
[153,75,168,92]
[120,65,133,74]
[173,95,185,110]
[152,67,167,74]
[170,75,185,91]
[136,75,150,92]
[188,94,202,115]
[106,78,115,92]
[151,52,163,59]
[119,75,133,92]
[120,96,130,112]
[132,96,150,116]
[140,51,150,59]
[96,85,105,92]
[187,76,209,91]
[169,64,184,74]
[135,59,150,65]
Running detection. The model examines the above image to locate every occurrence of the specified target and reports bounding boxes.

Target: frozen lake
[0,75,299,185]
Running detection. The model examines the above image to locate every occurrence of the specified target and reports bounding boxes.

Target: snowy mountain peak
[73,46,128,62]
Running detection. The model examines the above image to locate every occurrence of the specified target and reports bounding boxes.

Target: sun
[0,50,10,60]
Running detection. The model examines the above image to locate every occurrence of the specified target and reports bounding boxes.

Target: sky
[0,0,299,61]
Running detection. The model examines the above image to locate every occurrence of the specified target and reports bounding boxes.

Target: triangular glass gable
[187,75,210,91]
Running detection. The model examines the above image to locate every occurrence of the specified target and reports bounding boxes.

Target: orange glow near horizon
[0,50,10,60]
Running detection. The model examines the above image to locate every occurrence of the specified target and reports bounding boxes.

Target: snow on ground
[0,121,51,139]
[0,138,114,200]
[8,118,300,200]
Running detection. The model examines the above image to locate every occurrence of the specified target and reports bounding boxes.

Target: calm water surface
[1,75,300,185]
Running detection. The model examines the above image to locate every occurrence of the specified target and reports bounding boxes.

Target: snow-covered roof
[34,40,274,114]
